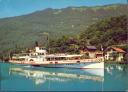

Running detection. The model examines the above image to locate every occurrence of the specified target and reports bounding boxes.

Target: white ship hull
[39,62,104,69]
[9,60,104,69]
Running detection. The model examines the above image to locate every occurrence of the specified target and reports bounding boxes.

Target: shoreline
[104,61,128,64]
[0,60,128,65]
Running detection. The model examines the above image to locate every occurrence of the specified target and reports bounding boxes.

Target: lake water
[0,62,128,91]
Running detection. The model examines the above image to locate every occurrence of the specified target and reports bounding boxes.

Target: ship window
[55,62,58,64]
[77,61,80,63]
[41,53,44,55]
[39,48,42,50]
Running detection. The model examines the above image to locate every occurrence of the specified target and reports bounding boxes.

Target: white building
[105,47,125,62]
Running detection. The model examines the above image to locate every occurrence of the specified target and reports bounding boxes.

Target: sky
[0,0,127,18]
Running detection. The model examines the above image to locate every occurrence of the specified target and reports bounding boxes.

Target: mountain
[48,15,127,54]
[0,4,128,53]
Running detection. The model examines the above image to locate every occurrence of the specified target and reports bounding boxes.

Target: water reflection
[105,64,128,73]
[1,63,128,91]
[9,67,104,85]
[105,64,128,83]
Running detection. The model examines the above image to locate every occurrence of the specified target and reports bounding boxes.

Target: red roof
[112,47,126,53]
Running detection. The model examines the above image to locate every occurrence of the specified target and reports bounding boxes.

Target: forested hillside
[0,4,128,54]
[79,15,127,47]
[48,15,128,53]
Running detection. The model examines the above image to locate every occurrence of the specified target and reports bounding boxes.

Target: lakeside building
[104,47,126,62]
[80,46,103,59]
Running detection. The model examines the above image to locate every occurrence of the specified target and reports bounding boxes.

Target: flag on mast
[101,45,103,51]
